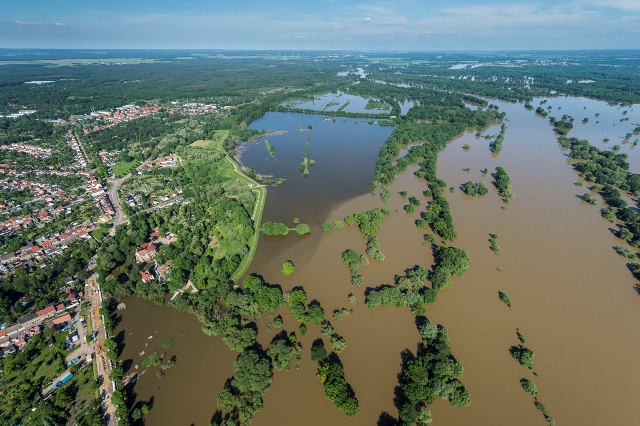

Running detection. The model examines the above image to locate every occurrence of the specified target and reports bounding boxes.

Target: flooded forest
[116,84,640,426]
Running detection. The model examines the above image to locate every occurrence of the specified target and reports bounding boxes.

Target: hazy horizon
[2,0,639,50]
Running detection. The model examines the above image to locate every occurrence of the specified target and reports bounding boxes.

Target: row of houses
[0,204,71,236]
[0,177,67,207]
[0,163,78,178]
[137,155,178,173]
[0,221,96,275]
[0,143,52,158]
[65,131,87,168]
[98,150,118,167]
[0,299,78,357]
[84,172,115,221]
[83,104,166,133]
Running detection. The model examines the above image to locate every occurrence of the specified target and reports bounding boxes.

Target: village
[81,102,220,134]
[0,130,114,276]
[0,97,197,421]
[0,142,52,158]
[0,227,174,360]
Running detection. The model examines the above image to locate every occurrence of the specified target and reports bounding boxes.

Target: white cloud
[587,0,640,11]
[364,17,371,22]
[54,22,65,26]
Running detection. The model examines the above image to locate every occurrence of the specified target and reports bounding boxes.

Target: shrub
[582,193,597,205]
[615,246,637,259]
[511,345,535,369]
[282,261,295,275]
[311,340,327,362]
[520,378,538,395]
[499,291,511,308]
[295,223,310,235]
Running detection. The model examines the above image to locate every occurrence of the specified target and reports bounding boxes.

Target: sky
[1,0,639,50]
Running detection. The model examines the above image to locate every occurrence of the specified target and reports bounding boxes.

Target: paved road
[107,173,131,233]
[66,317,89,363]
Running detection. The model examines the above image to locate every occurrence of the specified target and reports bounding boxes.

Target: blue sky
[1,0,639,50]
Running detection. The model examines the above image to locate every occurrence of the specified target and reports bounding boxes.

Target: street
[107,173,131,233]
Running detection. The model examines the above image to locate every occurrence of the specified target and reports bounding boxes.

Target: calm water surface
[283,91,390,114]
[117,97,640,426]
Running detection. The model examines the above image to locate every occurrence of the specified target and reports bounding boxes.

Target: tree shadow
[210,410,224,425]
[327,351,343,366]
[392,348,416,409]
[121,358,134,374]
[130,395,155,425]
[377,412,398,426]
[113,329,126,352]
[269,330,289,345]
[111,313,123,329]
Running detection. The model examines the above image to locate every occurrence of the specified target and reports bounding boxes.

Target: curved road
[107,173,131,234]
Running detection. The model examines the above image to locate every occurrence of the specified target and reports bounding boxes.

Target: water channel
[116,95,640,426]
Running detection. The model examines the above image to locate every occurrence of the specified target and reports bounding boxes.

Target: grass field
[190,130,230,149]
[111,160,139,177]
[91,227,109,241]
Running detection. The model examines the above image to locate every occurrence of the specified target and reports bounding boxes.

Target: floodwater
[529,96,640,173]
[282,91,390,114]
[116,96,640,426]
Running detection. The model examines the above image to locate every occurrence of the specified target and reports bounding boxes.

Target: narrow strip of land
[223,154,267,283]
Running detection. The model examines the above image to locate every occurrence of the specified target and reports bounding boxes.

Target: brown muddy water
[116,99,640,425]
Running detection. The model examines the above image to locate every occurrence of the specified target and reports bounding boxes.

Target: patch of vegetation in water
[344,208,385,235]
[162,332,185,349]
[499,291,511,308]
[493,166,515,202]
[282,260,295,275]
[314,353,360,419]
[491,123,507,154]
[461,181,489,197]
[510,345,535,369]
[489,233,500,254]
[364,98,389,110]
[265,139,275,156]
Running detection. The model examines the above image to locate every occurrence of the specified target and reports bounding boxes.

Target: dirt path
[87,273,117,426]
[170,280,198,300]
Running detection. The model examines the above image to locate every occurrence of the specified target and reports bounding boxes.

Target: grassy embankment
[111,160,139,177]
[191,131,266,283]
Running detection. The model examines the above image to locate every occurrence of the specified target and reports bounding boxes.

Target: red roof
[37,305,55,317]
[0,329,6,337]
[52,314,71,325]
[136,242,157,256]
[140,271,154,282]
[56,303,65,311]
